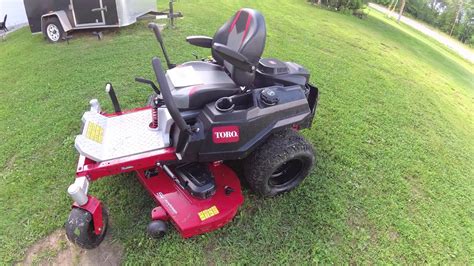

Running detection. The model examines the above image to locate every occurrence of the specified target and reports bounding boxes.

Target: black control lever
[152,57,193,134]
[148,23,176,69]
[105,83,121,113]
[135,77,160,95]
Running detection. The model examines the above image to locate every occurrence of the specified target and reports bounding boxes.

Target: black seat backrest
[212,8,266,87]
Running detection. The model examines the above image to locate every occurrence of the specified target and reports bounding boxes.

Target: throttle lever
[135,77,160,95]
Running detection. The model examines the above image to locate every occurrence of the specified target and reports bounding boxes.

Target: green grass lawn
[1,0,473,264]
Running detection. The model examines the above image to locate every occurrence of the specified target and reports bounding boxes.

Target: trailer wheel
[43,17,64,43]
[65,207,108,249]
[243,129,315,197]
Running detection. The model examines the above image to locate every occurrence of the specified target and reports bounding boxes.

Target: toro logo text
[212,126,240,144]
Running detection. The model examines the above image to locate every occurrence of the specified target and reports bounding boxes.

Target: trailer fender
[41,11,73,33]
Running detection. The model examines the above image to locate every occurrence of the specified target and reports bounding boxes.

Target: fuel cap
[260,88,279,106]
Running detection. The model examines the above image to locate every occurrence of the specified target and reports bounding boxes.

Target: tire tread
[243,129,315,197]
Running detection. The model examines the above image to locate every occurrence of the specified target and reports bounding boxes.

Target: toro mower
[65,8,319,248]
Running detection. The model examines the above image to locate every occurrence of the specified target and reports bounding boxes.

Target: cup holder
[215,97,235,112]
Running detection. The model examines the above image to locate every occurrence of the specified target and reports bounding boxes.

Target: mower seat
[166,8,266,109]
[166,61,240,110]
[212,8,266,87]
[186,9,266,87]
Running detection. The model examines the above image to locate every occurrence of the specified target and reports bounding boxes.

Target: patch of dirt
[3,154,18,172]
[404,175,426,199]
[347,209,379,244]
[388,230,400,241]
[20,229,123,266]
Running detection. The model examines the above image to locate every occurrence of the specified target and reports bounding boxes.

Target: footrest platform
[75,109,172,162]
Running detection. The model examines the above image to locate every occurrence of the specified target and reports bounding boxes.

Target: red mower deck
[137,163,243,238]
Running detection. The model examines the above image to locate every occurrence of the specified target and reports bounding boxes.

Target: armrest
[212,43,254,72]
[186,36,213,48]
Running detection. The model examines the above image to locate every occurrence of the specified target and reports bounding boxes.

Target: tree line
[309,0,474,45]
[377,0,473,45]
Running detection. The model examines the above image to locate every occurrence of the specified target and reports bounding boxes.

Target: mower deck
[75,108,172,162]
[136,163,244,238]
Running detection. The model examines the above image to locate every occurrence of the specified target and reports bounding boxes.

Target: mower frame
[67,9,321,245]
[72,105,245,238]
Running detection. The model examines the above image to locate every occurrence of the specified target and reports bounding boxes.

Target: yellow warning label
[198,206,219,221]
[85,122,104,143]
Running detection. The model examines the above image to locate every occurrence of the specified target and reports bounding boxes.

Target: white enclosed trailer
[23,0,159,42]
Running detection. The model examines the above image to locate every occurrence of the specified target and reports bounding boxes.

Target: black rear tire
[65,207,108,249]
[43,17,64,43]
[243,129,315,197]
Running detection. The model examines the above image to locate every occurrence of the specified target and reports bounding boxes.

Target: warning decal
[198,206,219,221]
[85,122,104,143]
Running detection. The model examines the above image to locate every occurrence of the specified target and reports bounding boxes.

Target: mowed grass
[1,0,473,263]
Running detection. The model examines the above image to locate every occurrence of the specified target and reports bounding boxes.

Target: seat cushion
[166,61,240,110]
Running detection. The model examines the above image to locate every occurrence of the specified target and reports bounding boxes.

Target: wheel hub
[269,159,304,187]
[47,24,60,42]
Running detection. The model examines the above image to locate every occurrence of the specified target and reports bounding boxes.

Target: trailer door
[71,0,106,26]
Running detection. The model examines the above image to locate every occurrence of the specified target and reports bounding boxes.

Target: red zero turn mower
[65,8,319,248]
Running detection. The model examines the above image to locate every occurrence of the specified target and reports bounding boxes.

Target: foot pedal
[175,163,216,199]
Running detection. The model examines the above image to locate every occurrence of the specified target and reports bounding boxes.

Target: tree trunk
[389,0,399,17]
[449,0,464,36]
[397,0,406,22]
[317,0,321,5]
[387,0,396,16]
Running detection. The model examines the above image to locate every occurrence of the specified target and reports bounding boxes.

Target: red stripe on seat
[229,10,242,33]
[240,13,252,47]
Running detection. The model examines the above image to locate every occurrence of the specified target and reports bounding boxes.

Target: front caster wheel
[147,220,167,239]
[243,129,315,197]
[65,207,108,249]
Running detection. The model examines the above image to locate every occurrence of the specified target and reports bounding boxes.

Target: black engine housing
[172,79,318,163]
